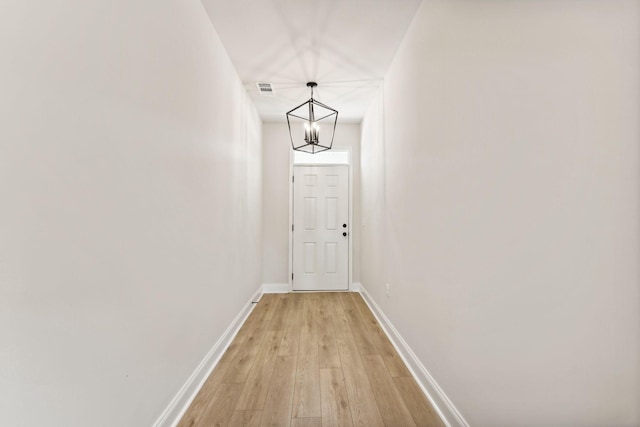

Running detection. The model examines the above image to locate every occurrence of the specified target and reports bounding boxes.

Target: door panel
[304,243,316,273]
[325,243,337,273]
[304,198,317,230]
[325,198,338,230]
[293,165,349,291]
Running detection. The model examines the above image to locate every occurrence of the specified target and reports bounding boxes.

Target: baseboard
[264,282,358,293]
[358,284,469,427]
[152,286,263,427]
[262,283,290,293]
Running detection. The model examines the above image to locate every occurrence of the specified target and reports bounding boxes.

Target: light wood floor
[178,292,444,427]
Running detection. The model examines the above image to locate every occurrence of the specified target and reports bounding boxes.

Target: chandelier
[286,82,338,154]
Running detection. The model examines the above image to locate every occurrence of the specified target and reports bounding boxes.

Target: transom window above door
[293,148,350,165]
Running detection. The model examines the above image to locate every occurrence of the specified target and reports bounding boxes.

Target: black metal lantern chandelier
[286,82,338,154]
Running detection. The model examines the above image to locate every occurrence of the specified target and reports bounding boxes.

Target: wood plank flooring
[178,292,444,427]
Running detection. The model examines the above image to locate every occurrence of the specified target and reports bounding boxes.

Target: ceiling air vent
[256,82,275,97]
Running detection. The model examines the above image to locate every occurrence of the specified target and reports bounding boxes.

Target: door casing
[288,149,353,292]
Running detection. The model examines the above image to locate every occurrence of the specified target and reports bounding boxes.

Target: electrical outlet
[386,283,390,297]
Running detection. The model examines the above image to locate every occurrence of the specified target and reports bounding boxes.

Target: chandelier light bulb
[304,122,311,143]
[304,122,320,144]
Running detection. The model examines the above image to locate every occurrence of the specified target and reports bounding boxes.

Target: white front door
[292,165,349,291]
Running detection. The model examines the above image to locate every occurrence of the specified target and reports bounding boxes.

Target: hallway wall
[0,1,262,426]
[262,122,361,287]
[361,0,640,425]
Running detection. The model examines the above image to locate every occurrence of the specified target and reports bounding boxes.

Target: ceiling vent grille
[256,82,275,97]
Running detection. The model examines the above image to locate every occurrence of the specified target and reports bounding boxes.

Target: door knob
[343,232,347,237]
[343,224,347,228]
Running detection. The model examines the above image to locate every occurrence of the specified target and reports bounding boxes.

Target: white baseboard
[152,286,263,427]
[358,284,469,427]
[262,283,290,293]
[265,282,358,293]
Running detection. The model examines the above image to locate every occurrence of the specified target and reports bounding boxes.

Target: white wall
[262,122,361,286]
[361,0,640,425]
[0,1,262,426]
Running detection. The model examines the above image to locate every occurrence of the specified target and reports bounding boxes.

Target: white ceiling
[201,0,422,123]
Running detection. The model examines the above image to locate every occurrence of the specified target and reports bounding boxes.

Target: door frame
[288,148,353,292]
